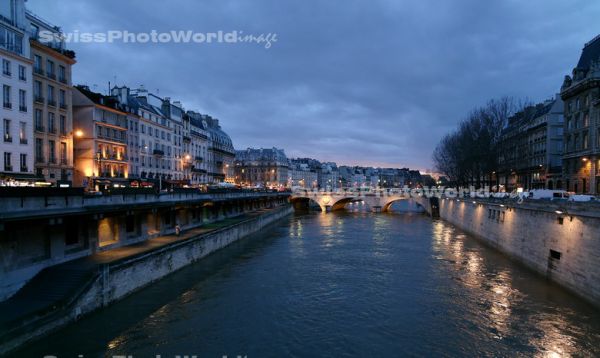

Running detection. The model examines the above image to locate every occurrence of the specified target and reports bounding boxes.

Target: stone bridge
[290,188,426,212]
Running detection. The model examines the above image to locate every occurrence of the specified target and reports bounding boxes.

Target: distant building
[205,115,235,183]
[498,96,564,191]
[234,147,288,187]
[318,161,339,189]
[185,111,211,185]
[560,34,600,194]
[288,160,318,188]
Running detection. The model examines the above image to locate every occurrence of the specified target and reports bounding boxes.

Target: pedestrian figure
[175,224,181,237]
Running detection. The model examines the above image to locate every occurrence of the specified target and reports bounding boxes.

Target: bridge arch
[381,197,427,213]
[290,196,326,212]
[330,197,358,211]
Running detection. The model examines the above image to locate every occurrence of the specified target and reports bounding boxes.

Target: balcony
[153,149,164,156]
[35,125,45,132]
[47,72,56,80]
[3,70,11,77]
[59,103,67,110]
[3,102,12,109]
[59,76,67,84]
[19,105,27,112]
[34,96,44,104]
[20,137,27,145]
[34,67,44,76]
[4,134,12,143]
[47,99,56,107]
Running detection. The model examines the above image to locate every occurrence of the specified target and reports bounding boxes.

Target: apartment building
[28,11,76,185]
[0,0,34,184]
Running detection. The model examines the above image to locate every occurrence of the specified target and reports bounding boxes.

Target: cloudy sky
[29,0,599,170]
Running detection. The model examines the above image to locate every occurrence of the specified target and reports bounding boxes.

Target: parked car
[528,189,569,200]
[568,194,597,202]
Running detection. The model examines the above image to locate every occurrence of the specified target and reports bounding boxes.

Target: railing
[59,76,67,84]
[59,103,67,110]
[19,105,27,112]
[3,102,12,109]
[0,188,291,219]
[34,96,44,103]
[3,70,11,76]
[47,72,56,80]
[34,67,44,76]
[4,165,12,172]
[47,99,56,107]
[4,135,12,143]
[20,166,28,173]
[20,137,27,145]
[153,149,164,156]
[35,125,45,132]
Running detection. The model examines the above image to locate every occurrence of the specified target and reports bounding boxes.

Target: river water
[12,204,600,357]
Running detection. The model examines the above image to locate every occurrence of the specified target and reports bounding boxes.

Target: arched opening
[290,197,325,212]
[330,197,357,211]
[382,198,425,213]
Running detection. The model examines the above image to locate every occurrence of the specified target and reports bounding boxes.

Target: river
[11,204,600,357]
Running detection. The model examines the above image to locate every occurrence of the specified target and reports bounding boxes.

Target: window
[48,140,56,163]
[35,138,43,162]
[0,26,24,54]
[583,113,589,127]
[60,142,67,164]
[19,121,26,144]
[34,80,42,101]
[19,153,27,172]
[59,115,66,135]
[18,89,26,112]
[2,59,10,76]
[34,55,42,73]
[18,64,25,81]
[3,118,11,142]
[4,152,12,171]
[35,109,43,131]
[48,112,55,133]
[47,85,55,105]
[58,65,66,83]
[46,59,55,78]
[59,89,66,108]
[583,132,589,149]
[3,84,11,108]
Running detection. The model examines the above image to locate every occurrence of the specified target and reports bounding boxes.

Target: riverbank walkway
[0,207,280,344]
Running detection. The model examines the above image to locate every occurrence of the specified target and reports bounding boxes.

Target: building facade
[72,86,129,189]
[28,11,76,185]
[560,34,600,194]
[497,96,565,191]
[288,160,318,188]
[206,116,235,183]
[0,0,34,184]
[234,147,289,187]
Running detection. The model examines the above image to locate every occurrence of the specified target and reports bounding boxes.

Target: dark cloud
[28,0,600,170]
